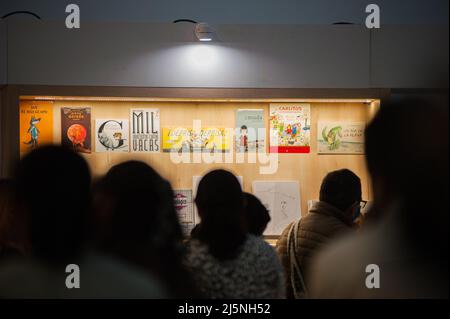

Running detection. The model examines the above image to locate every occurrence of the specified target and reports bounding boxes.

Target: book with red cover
[61,107,91,153]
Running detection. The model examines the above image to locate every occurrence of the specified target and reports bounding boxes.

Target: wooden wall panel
[38,99,375,216]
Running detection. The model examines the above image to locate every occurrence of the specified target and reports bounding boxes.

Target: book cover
[235,109,265,152]
[19,100,54,153]
[130,108,160,152]
[95,119,130,152]
[162,127,231,153]
[61,107,91,153]
[317,122,365,154]
[269,103,311,153]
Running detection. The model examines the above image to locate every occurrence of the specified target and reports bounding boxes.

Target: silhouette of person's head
[93,161,197,297]
[94,161,181,251]
[243,192,270,236]
[15,145,91,263]
[319,169,362,220]
[195,169,246,261]
[365,96,449,252]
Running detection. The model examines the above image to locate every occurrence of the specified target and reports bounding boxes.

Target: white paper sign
[252,181,301,236]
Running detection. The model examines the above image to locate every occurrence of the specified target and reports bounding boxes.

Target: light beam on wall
[187,44,217,69]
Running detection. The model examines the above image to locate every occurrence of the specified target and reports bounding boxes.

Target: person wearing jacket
[309,97,449,299]
[276,169,363,298]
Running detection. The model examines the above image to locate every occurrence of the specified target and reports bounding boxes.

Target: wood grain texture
[42,99,375,217]
[17,86,390,100]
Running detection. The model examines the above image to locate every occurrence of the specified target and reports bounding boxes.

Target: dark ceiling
[0,0,448,24]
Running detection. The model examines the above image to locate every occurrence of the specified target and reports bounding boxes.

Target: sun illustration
[67,124,87,145]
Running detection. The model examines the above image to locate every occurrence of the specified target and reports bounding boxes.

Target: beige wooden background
[20,98,378,217]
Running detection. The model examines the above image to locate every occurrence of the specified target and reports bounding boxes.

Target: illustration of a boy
[240,125,248,152]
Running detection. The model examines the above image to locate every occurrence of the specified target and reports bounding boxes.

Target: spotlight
[195,23,215,42]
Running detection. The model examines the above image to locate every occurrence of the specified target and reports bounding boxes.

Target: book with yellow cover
[162,127,231,153]
[19,100,54,154]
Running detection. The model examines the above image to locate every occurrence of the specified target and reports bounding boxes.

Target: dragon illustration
[322,125,343,150]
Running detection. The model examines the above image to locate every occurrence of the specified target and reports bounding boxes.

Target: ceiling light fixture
[194,22,215,42]
[173,19,217,42]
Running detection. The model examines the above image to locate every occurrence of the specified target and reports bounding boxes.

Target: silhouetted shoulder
[0,253,167,298]
[309,216,449,299]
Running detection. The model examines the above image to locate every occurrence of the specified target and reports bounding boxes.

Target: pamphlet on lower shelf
[174,189,195,237]
[252,181,301,236]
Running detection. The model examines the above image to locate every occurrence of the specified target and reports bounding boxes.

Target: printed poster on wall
[235,109,265,152]
[19,100,54,153]
[130,108,160,152]
[61,107,91,153]
[173,189,195,237]
[269,103,311,153]
[317,122,365,154]
[162,127,231,153]
[252,181,301,236]
[95,119,130,152]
